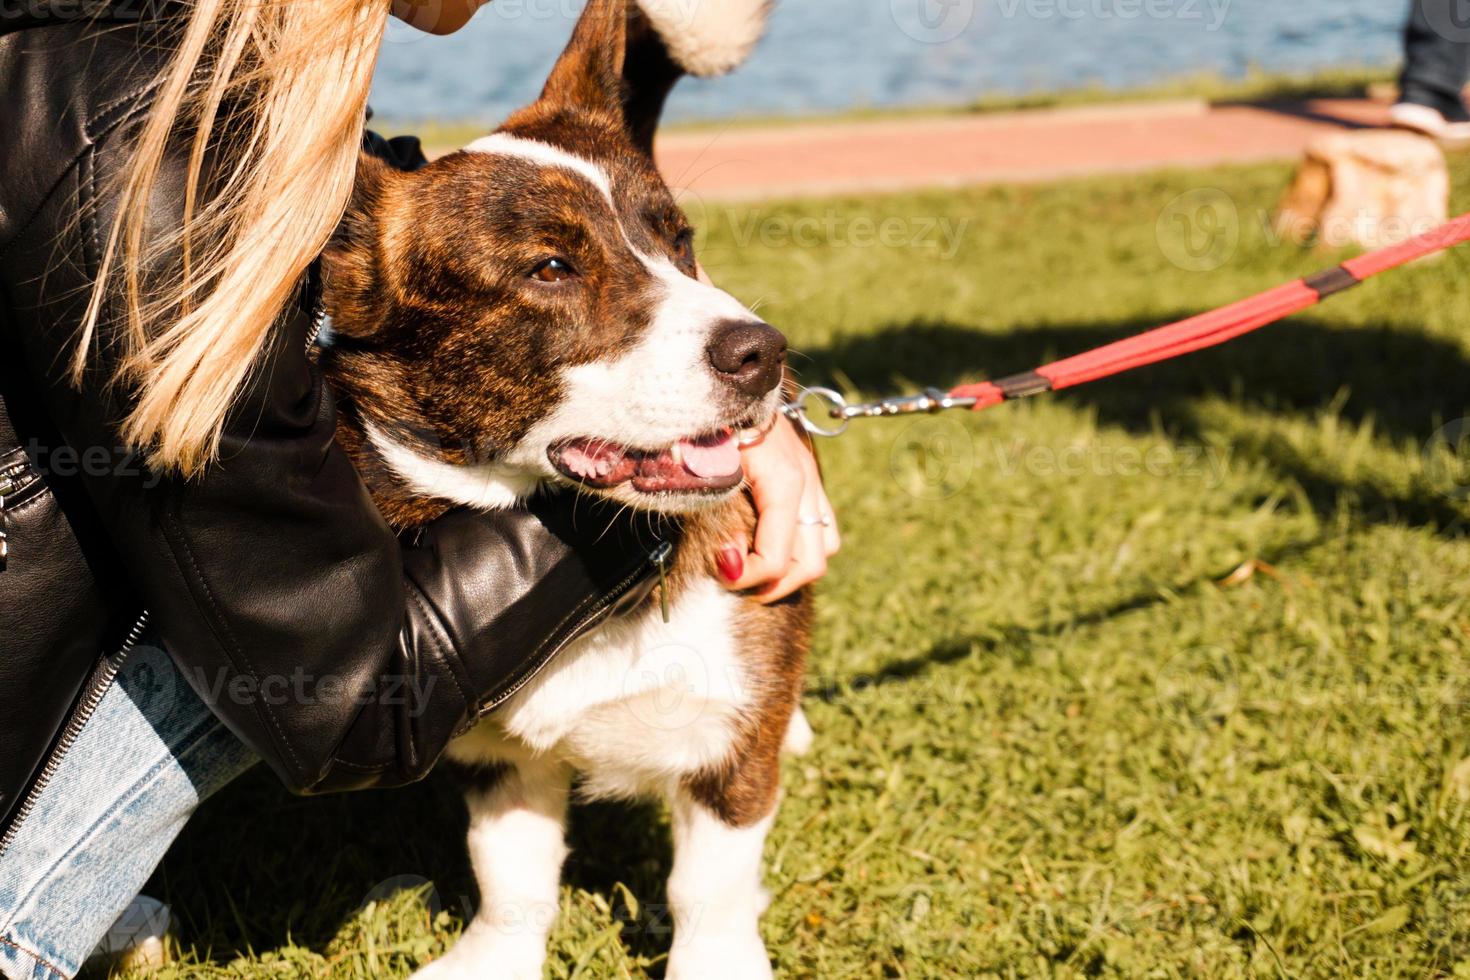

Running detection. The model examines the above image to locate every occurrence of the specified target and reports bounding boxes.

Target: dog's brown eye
[531,257,576,283]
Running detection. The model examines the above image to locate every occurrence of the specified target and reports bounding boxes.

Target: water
[370,0,1406,126]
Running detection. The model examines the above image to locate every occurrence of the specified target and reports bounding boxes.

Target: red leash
[787,211,1470,436]
[948,211,1470,411]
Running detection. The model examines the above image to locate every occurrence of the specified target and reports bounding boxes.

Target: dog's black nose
[707,320,787,396]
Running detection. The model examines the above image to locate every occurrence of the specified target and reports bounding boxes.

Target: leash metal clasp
[783,386,977,438]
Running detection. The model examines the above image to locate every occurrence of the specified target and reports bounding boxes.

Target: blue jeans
[1402,0,1470,116]
[0,638,256,980]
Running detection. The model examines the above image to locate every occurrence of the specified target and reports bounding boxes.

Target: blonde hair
[77,0,388,476]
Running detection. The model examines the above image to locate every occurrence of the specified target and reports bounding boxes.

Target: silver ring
[785,387,850,438]
[798,514,834,528]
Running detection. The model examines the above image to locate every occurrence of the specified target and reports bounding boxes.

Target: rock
[1275,130,1448,250]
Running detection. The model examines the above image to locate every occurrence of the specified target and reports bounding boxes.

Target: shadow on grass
[149,771,677,967]
[150,769,472,955]
[813,533,1332,699]
[795,314,1470,532]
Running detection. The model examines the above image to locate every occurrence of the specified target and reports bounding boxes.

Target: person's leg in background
[1393,0,1470,137]
[0,639,256,980]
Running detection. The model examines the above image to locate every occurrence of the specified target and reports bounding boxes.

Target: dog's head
[322,0,780,518]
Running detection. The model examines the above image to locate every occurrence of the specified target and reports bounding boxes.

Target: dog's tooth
[669,442,683,466]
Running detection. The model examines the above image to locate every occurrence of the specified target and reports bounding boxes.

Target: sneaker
[1389,101,1470,143]
[84,895,172,974]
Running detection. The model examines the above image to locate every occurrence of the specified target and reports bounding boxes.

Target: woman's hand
[716,417,840,602]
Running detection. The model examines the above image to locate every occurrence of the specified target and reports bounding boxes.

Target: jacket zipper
[477,541,671,717]
[1,288,318,843]
[0,287,315,844]
[0,477,13,572]
[0,609,151,857]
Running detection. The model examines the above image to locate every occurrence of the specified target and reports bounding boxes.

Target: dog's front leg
[414,759,572,980]
[664,790,777,980]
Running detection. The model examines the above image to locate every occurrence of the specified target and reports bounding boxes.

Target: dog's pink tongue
[679,430,741,479]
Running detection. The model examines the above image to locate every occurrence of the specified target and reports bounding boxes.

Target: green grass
[127,155,1470,978]
[382,64,1397,151]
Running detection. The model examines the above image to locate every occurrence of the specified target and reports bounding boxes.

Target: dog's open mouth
[549,429,744,494]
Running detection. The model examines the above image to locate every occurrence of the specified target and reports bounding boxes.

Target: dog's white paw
[412,935,546,980]
[409,955,479,980]
[667,934,774,980]
[782,707,814,756]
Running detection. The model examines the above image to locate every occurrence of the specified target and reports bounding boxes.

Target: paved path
[651,98,1395,201]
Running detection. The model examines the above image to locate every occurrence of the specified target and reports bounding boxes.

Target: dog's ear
[538,0,629,119]
[538,0,772,157]
[621,0,771,153]
[321,153,399,340]
[536,0,672,154]
[620,5,685,156]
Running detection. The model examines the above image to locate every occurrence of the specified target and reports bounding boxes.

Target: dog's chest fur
[448,500,808,812]
[449,571,750,799]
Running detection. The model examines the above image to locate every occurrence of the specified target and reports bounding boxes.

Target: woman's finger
[753,467,830,602]
[720,460,803,591]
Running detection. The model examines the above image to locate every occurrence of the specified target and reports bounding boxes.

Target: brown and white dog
[318,1,812,976]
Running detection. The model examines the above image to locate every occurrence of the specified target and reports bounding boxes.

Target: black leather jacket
[0,8,673,843]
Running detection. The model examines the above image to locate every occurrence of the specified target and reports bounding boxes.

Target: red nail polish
[717,547,744,583]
